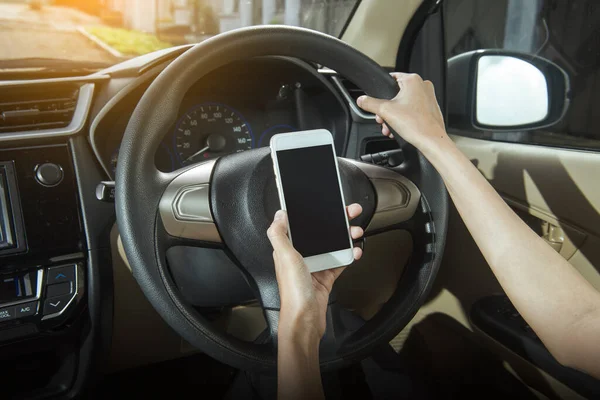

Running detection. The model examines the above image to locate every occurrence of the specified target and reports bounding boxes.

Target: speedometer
[174,103,254,166]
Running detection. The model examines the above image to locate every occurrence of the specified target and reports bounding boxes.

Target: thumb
[267,210,294,253]
[357,95,389,116]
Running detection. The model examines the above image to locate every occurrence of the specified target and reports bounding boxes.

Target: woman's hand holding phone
[267,203,364,339]
[268,204,363,400]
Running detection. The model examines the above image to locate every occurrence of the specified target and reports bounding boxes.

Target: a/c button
[15,302,38,318]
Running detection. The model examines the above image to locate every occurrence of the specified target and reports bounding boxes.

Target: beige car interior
[107,0,598,398]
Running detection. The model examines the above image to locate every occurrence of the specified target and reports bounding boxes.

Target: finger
[357,95,388,116]
[390,72,411,80]
[394,73,423,93]
[375,114,384,124]
[390,72,410,87]
[346,203,363,220]
[390,72,418,91]
[350,226,364,240]
[267,210,295,253]
[382,123,390,136]
[404,73,424,83]
[353,247,363,261]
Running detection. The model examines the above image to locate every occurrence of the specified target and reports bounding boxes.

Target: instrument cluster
[95,57,348,178]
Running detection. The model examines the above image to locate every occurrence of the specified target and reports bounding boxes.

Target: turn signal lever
[96,181,115,203]
[360,149,403,167]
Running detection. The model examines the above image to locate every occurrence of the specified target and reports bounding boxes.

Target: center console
[0,264,84,338]
[0,143,93,398]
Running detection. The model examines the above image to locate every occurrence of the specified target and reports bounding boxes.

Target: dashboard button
[15,301,38,318]
[34,163,64,187]
[46,282,71,298]
[0,306,16,322]
[43,294,72,316]
[47,265,74,284]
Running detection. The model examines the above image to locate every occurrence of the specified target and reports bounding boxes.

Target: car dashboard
[0,47,398,399]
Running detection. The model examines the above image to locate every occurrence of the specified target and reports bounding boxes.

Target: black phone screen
[276,144,349,258]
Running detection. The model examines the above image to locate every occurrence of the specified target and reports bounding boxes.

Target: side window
[443,0,600,151]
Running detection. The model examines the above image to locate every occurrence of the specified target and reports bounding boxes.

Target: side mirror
[447,50,570,132]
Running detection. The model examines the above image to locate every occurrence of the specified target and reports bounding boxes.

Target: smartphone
[270,129,354,272]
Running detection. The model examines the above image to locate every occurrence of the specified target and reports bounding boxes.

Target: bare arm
[267,206,365,399]
[429,135,600,375]
[358,73,600,378]
[277,318,324,400]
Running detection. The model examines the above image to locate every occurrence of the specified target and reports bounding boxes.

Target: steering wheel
[116,26,448,372]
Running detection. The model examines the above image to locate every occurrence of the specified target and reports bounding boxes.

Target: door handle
[541,221,564,252]
[509,203,586,260]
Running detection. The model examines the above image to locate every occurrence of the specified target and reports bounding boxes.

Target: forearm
[425,135,600,374]
[277,319,324,400]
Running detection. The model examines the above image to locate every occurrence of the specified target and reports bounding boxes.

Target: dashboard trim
[0,83,95,142]
[0,74,109,88]
[41,263,84,321]
[347,159,421,232]
[331,75,376,121]
[159,160,222,243]
[89,64,165,178]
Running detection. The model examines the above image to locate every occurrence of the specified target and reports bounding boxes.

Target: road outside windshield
[0,0,359,67]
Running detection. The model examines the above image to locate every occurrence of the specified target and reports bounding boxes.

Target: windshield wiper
[0,57,112,71]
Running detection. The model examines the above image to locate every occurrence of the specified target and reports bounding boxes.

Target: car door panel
[430,134,600,398]
[399,135,600,399]
[392,0,600,399]
[407,1,600,395]
[451,135,600,292]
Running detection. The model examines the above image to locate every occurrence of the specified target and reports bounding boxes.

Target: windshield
[0,0,359,68]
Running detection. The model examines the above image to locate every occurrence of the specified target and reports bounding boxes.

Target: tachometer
[174,103,254,166]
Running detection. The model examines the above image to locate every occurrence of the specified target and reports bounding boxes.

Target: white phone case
[270,129,354,272]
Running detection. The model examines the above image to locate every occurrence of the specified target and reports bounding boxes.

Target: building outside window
[99,0,356,42]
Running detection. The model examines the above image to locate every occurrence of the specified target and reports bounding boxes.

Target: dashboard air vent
[0,85,79,134]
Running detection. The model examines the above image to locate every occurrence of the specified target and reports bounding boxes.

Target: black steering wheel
[116,26,448,372]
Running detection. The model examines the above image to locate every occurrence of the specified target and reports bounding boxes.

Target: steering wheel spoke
[159,159,223,246]
[347,160,421,235]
